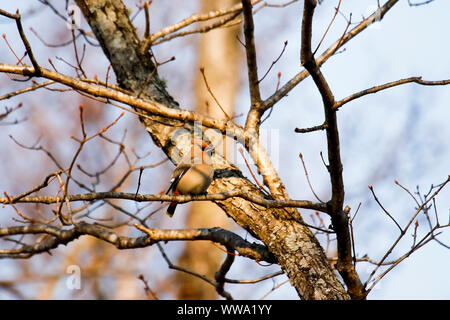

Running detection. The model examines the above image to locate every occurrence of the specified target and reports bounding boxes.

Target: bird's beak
[205,143,213,151]
[199,141,211,150]
[200,141,214,156]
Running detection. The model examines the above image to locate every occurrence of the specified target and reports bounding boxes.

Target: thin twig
[294,122,328,133]
[199,67,236,124]
[0,81,54,101]
[313,0,342,55]
[0,9,41,75]
[262,0,400,111]
[140,1,262,50]
[334,77,450,109]
[258,41,288,84]
[238,147,271,196]
[368,185,403,232]
[299,152,324,203]
[137,274,158,300]
[364,176,450,290]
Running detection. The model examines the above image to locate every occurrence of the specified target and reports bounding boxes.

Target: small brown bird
[165,141,214,217]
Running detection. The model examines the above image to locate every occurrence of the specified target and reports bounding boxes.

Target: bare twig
[149,12,241,46]
[364,176,450,292]
[0,81,54,101]
[299,152,324,203]
[313,0,342,55]
[137,274,158,300]
[199,67,236,123]
[0,9,41,76]
[295,122,328,133]
[134,167,144,199]
[262,0,400,111]
[349,202,362,266]
[259,279,290,300]
[224,270,284,284]
[140,1,262,51]
[70,28,87,78]
[394,180,420,209]
[368,185,403,232]
[30,26,80,48]
[334,77,450,109]
[143,1,151,39]
[408,0,435,6]
[0,103,23,121]
[258,41,288,84]
[238,147,271,196]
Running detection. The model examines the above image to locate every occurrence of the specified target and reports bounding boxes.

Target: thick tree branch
[242,0,264,133]
[241,0,261,106]
[0,222,275,263]
[214,245,235,300]
[0,63,240,137]
[301,0,342,212]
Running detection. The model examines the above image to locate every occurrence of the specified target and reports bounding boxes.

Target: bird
[165,141,214,217]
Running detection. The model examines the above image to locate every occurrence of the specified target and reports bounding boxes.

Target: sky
[0,0,449,299]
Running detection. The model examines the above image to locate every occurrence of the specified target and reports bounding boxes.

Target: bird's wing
[165,163,191,195]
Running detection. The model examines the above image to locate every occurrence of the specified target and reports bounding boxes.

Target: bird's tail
[166,202,177,218]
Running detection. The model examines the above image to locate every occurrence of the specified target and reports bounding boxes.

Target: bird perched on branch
[165,141,214,217]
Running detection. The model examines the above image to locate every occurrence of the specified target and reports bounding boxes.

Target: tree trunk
[74,0,349,300]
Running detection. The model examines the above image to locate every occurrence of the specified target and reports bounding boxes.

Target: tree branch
[0,9,41,76]
[140,0,263,51]
[0,190,328,212]
[300,0,364,300]
[0,222,275,263]
[334,76,450,109]
[261,0,400,112]
[241,0,261,106]
[214,245,235,300]
[0,63,241,137]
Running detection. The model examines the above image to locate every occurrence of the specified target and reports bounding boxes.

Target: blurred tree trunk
[175,0,242,300]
